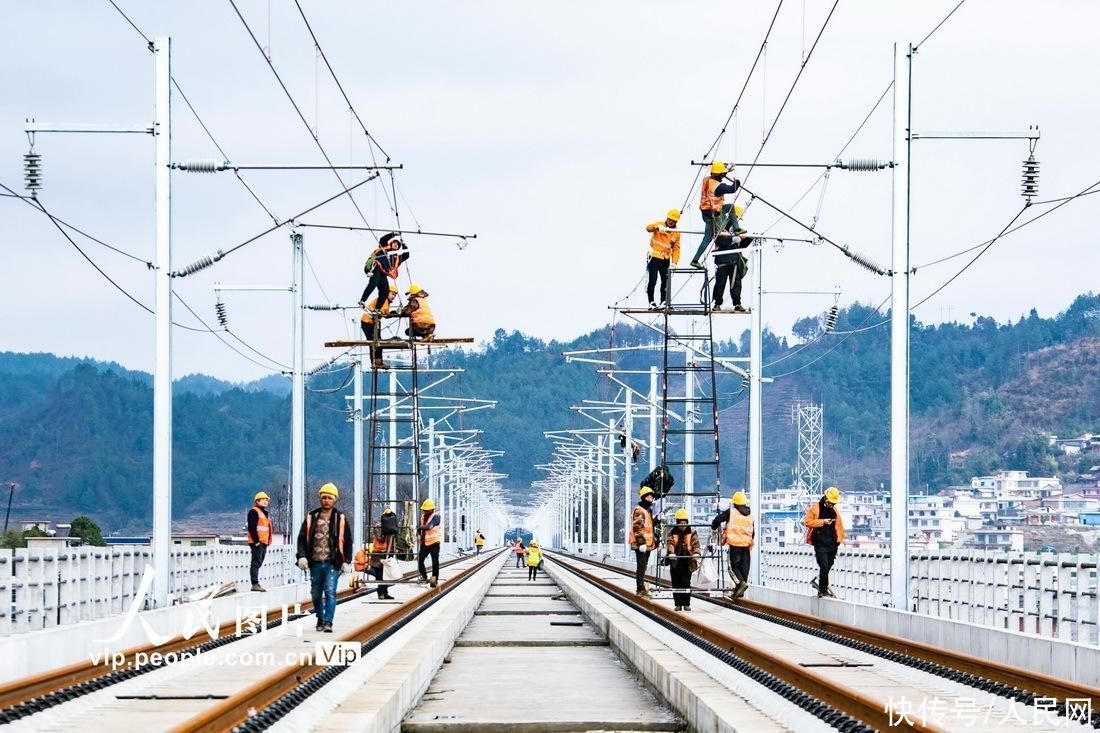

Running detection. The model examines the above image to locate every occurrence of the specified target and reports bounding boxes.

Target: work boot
[418,576,428,585]
[733,305,750,314]
[674,605,683,611]
[735,580,749,598]
[810,577,819,589]
[682,605,691,612]
[323,622,333,633]
[824,588,836,598]
[711,302,723,312]
[817,591,828,599]
[430,576,439,588]
[315,619,324,631]
[372,359,389,370]
[637,588,651,599]
[648,302,658,310]
[690,260,704,269]
[734,228,748,236]
[251,583,266,592]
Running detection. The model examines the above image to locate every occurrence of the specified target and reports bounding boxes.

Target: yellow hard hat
[406,284,423,296]
[318,483,339,499]
[732,491,749,506]
[824,486,841,503]
[421,498,436,511]
[383,506,395,515]
[530,539,538,547]
[674,508,689,521]
[254,491,270,502]
[734,204,746,217]
[665,209,681,222]
[639,486,655,498]
[710,161,728,175]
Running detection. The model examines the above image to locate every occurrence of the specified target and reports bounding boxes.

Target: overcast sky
[2,1,1098,382]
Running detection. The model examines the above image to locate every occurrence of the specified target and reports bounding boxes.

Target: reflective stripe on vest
[252,510,273,545]
[724,512,754,547]
[410,295,435,327]
[627,506,655,548]
[700,177,724,212]
[360,297,391,322]
[648,228,679,260]
[423,512,442,545]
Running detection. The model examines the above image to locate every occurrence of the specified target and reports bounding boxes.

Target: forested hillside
[1,293,1097,531]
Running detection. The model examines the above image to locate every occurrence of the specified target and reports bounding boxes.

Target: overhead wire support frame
[172,162,403,172]
[297,222,477,241]
[690,158,892,170]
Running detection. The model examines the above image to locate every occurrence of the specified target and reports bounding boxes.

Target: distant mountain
[0,294,1098,531]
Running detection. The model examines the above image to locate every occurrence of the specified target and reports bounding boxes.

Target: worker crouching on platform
[526,540,543,581]
[360,287,397,370]
[665,509,701,611]
[402,285,436,341]
[644,209,682,309]
[805,486,845,598]
[418,498,442,587]
[296,483,353,632]
[246,491,273,592]
[711,491,754,598]
[628,486,658,597]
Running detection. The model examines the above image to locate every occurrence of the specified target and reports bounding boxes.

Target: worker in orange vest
[360,286,397,370]
[296,483,353,632]
[417,498,442,587]
[805,487,846,598]
[402,285,436,341]
[711,490,755,598]
[513,538,526,568]
[690,161,743,269]
[665,508,701,611]
[368,528,397,600]
[644,209,682,309]
[360,233,407,311]
[628,486,658,597]
[246,491,274,592]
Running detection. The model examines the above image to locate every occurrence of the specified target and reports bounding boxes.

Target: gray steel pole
[290,232,305,540]
[684,347,695,518]
[890,42,913,610]
[388,370,398,507]
[152,37,173,608]
[623,390,633,551]
[352,359,363,550]
[749,244,763,585]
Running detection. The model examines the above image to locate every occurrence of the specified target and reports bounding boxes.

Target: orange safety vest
[514,543,525,555]
[804,503,846,544]
[723,512,754,548]
[305,510,348,561]
[409,294,436,327]
[249,508,273,546]
[646,222,681,263]
[700,177,724,212]
[627,505,656,549]
[422,511,442,546]
[360,295,391,323]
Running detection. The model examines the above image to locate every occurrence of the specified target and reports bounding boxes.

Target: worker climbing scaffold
[690,161,743,269]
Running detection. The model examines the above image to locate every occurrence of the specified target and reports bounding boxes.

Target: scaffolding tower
[792,401,824,500]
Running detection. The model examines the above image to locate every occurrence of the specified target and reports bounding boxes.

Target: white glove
[341,563,352,575]
[297,557,309,572]
[637,544,646,552]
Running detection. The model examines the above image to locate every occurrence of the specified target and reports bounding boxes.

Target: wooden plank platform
[614,307,751,316]
[324,338,474,349]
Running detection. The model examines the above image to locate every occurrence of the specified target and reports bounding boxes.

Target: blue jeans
[310,561,340,624]
[692,204,738,264]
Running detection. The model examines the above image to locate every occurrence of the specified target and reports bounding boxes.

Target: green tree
[69,515,106,546]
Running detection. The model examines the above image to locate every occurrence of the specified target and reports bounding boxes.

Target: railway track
[547,550,1100,732]
[0,552,483,723]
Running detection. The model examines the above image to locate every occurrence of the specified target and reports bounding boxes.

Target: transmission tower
[792,401,823,498]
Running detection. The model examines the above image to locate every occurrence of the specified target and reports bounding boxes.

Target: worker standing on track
[711,490,755,598]
[417,498,442,588]
[514,538,526,568]
[644,209,682,309]
[711,215,751,313]
[368,528,397,600]
[690,161,743,269]
[402,285,437,341]
[359,233,407,310]
[805,487,845,598]
[296,483,353,632]
[474,529,486,555]
[526,540,543,581]
[628,486,658,597]
[360,287,397,370]
[665,508,701,611]
[246,491,273,592]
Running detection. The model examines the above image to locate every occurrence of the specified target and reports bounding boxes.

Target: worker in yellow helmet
[474,528,486,555]
[665,508,701,611]
[246,491,274,592]
[711,206,752,314]
[525,539,543,581]
[805,487,845,598]
[360,284,398,370]
[691,161,743,269]
[711,490,755,598]
[417,498,442,587]
[401,285,436,341]
[627,486,658,597]
[644,209,682,309]
[296,483,353,632]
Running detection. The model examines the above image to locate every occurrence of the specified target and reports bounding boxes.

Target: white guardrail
[570,543,1100,646]
[0,545,298,636]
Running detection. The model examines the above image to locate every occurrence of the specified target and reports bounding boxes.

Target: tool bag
[382,556,402,581]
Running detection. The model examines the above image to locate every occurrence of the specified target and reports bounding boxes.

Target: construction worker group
[358,231,436,370]
[644,161,753,313]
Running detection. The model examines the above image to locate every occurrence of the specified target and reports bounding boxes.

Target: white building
[966,529,1024,552]
[908,495,966,547]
